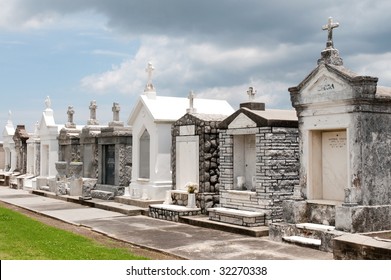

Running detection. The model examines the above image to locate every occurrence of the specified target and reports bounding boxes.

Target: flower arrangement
[185,182,199,193]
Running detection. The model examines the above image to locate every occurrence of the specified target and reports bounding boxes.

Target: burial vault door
[321,130,347,201]
[103,144,115,185]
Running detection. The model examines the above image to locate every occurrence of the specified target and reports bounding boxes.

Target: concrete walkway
[0,187,333,260]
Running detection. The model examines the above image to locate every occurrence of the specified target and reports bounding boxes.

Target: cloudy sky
[1,0,391,137]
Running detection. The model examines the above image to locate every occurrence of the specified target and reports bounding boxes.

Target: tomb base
[282,199,340,226]
[129,181,171,200]
[69,178,83,196]
[208,207,267,227]
[336,205,391,233]
[269,222,345,252]
[170,191,219,214]
[149,204,202,222]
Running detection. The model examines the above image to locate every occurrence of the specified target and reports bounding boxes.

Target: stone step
[208,207,267,227]
[149,204,202,222]
[296,223,335,232]
[91,190,115,200]
[282,235,321,248]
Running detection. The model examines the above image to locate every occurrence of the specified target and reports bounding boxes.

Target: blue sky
[1,0,391,138]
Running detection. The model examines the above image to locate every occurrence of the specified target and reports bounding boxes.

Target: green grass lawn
[0,205,148,260]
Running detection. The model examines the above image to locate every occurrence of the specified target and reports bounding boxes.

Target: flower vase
[187,193,196,208]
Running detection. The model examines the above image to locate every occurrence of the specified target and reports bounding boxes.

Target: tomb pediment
[289,64,379,107]
[227,113,257,129]
[300,65,353,101]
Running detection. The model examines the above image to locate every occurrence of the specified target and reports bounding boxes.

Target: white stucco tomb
[128,62,234,200]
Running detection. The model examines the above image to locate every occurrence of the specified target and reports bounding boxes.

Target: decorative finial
[88,100,99,125]
[145,62,155,92]
[66,106,76,128]
[322,17,339,49]
[247,87,256,101]
[108,102,124,127]
[112,102,120,122]
[45,96,51,109]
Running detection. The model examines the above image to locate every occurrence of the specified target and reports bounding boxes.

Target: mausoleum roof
[128,95,234,124]
[219,106,298,129]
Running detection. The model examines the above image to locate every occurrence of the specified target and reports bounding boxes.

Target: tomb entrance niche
[139,129,150,179]
[102,144,115,185]
[175,135,199,191]
[233,134,256,191]
[309,129,347,202]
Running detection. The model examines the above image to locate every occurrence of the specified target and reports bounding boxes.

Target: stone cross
[145,62,155,91]
[189,90,195,109]
[187,90,197,114]
[66,106,76,128]
[67,106,75,123]
[89,100,97,120]
[45,96,51,109]
[247,86,256,101]
[112,102,120,122]
[322,17,339,48]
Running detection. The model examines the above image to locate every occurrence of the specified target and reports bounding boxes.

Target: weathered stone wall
[333,234,391,260]
[171,191,219,214]
[97,126,132,187]
[58,128,81,177]
[118,144,132,186]
[172,114,221,192]
[80,126,100,179]
[218,126,299,223]
[352,112,391,206]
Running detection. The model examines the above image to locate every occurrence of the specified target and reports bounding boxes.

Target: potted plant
[185,182,198,208]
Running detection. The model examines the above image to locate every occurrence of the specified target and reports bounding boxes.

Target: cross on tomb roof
[322,17,339,49]
[247,86,256,101]
[145,62,155,92]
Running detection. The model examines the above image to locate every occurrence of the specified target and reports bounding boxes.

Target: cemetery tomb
[2,111,17,172]
[128,63,234,202]
[210,90,299,227]
[170,112,229,213]
[271,18,391,252]
[80,100,101,179]
[95,102,132,199]
[13,125,29,174]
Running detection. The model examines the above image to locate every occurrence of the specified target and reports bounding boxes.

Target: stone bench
[149,204,202,222]
[208,207,267,227]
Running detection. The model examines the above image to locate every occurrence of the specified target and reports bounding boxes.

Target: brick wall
[218,126,299,223]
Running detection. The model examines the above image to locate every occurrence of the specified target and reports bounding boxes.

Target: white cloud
[347,52,391,86]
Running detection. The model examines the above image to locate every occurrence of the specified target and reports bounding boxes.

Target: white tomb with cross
[127,62,234,200]
[2,111,17,172]
[36,97,64,187]
[282,17,391,233]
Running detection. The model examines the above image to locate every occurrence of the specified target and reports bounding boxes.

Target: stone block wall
[171,191,219,214]
[171,114,222,193]
[218,126,299,223]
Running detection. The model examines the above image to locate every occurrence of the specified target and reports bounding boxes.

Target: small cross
[188,90,195,109]
[322,17,339,48]
[112,102,120,122]
[146,62,154,85]
[67,106,74,122]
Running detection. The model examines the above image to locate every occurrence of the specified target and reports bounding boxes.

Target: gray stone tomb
[270,18,391,252]
[209,88,299,227]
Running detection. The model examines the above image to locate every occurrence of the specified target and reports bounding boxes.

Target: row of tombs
[2,22,391,252]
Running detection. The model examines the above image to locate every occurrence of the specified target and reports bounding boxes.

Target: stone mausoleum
[170,97,230,213]
[271,18,391,252]
[209,87,299,227]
